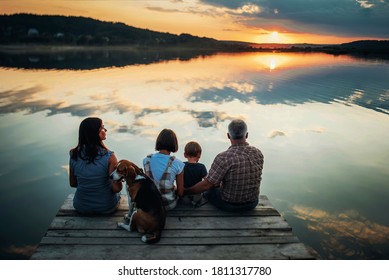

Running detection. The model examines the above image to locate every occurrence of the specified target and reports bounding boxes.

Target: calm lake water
[0,50,389,260]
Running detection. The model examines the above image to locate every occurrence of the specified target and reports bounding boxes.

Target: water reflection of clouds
[378,90,389,105]
[347,89,364,103]
[0,85,237,131]
[267,127,325,139]
[0,86,50,114]
[292,205,389,259]
[0,86,95,116]
[188,110,230,128]
[1,52,388,134]
[1,52,388,142]
[3,245,37,259]
[268,130,286,139]
[189,75,389,116]
[1,52,389,260]
[189,86,252,103]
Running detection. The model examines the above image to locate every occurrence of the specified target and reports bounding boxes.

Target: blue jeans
[204,188,258,212]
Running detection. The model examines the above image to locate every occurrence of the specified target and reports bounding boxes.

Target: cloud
[146,7,182,13]
[234,4,261,15]
[199,0,389,38]
[222,28,242,32]
[146,0,262,21]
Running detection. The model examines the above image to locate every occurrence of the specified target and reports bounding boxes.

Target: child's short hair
[184,141,202,157]
[155,128,179,153]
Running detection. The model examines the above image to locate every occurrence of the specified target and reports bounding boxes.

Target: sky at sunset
[2,0,389,44]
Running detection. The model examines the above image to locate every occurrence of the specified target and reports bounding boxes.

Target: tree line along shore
[1,14,389,55]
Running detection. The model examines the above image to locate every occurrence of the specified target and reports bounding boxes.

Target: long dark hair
[70,117,107,163]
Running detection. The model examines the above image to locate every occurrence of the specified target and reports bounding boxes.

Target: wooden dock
[31,194,317,259]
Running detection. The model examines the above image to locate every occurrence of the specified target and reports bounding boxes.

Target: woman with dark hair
[69,117,122,214]
[143,129,184,210]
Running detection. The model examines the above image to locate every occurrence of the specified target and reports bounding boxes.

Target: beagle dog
[110,160,166,244]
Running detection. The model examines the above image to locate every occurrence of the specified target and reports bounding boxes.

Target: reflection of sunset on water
[253,52,355,71]
[1,52,389,259]
[2,0,389,263]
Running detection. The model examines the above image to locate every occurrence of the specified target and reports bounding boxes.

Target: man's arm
[184,178,215,195]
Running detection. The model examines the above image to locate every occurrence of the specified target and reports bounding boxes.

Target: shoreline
[1,44,389,61]
[0,44,149,53]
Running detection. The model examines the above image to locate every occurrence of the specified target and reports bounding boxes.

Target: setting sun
[270,31,280,43]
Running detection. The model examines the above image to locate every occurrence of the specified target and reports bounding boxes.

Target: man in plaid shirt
[184,119,264,211]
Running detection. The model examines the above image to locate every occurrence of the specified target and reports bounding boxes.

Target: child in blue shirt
[143,129,185,210]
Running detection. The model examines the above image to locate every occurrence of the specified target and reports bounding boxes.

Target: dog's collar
[134,175,145,181]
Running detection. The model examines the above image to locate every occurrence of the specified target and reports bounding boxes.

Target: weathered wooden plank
[57,208,280,217]
[167,216,290,230]
[30,243,315,260]
[48,216,291,230]
[60,194,274,211]
[60,197,129,212]
[40,235,300,245]
[163,209,280,217]
[45,228,294,238]
[31,193,317,260]
[174,195,274,210]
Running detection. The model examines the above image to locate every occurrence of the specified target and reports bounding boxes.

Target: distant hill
[1,13,388,54]
[238,40,389,54]
[0,13,223,49]
[339,40,389,53]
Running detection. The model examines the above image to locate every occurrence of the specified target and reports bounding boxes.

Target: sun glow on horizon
[270,31,280,43]
[255,30,291,44]
[251,29,376,44]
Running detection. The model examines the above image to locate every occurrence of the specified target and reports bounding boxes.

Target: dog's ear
[127,166,137,182]
[131,162,144,175]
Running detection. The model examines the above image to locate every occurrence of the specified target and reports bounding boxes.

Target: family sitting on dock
[69,118,264,214]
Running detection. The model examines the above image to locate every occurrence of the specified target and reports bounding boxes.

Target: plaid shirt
[207,143,264,203]
[144,154,177,210]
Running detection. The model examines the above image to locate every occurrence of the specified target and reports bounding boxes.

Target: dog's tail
[141,230,162,244]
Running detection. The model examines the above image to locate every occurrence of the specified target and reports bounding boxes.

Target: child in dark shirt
[182,141,207,206]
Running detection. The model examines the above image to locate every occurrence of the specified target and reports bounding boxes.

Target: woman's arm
[108,153,123,193]
[69,167,77,188]
[175,171,185,197]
